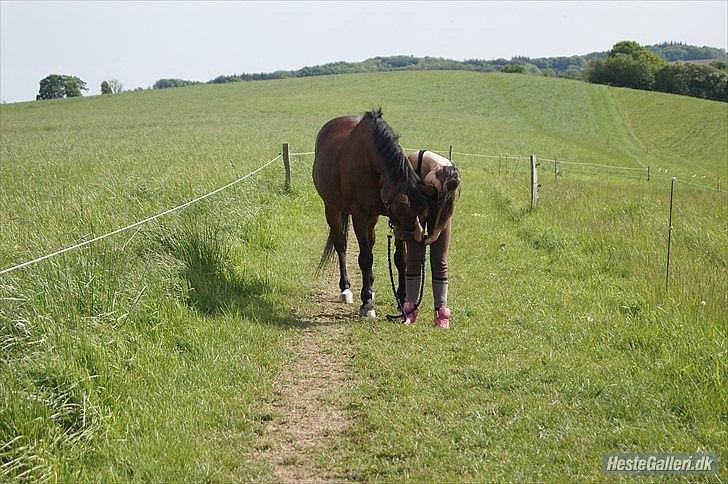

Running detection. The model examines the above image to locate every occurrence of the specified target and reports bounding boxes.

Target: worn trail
[255,267,356,482]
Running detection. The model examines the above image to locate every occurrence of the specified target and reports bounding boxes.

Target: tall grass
[1,71,725,480]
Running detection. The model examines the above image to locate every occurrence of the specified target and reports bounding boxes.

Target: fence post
[718,175,721,191]
[498,155,502,175]
[448,145,453,161]
[530,155,539,209]
[665,177,675,291]
[282,143,291,193]
[647,166,651,181]
[554,157,558,181]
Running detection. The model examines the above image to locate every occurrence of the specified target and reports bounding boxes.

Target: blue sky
[1,1,726,103]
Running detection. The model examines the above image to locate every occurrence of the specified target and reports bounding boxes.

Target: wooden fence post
[448,145,453,161]
[282,143,291,193]
[718,175,721,191]
[665,177,675,291]
[530,155,539,209]
[647,166,651,181]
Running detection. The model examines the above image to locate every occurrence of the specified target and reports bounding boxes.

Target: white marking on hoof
[339,289,354,304]
[359,307,377,319]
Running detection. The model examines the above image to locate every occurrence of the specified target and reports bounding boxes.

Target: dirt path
[254,268,355,482]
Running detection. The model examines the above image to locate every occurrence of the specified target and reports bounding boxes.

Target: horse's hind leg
[353,213,377,318]
[325,205,352,303]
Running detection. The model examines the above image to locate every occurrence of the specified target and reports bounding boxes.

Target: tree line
[585,41,727,102]
[36,76,123,100]
[34,41,726,102]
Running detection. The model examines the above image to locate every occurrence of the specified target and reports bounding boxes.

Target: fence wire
[0,153,283,277]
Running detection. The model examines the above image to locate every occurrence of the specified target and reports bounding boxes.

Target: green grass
[1,71,726,481]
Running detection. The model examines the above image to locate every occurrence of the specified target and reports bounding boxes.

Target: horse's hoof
[359,307,376,319]
[339,289,354,304]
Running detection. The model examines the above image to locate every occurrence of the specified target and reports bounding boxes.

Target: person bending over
[402,149,461,329]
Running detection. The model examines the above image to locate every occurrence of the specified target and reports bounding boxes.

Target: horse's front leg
[353,214,377,318]
[394,237,406,306]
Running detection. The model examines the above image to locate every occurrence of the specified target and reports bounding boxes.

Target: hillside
[1,71,726,480]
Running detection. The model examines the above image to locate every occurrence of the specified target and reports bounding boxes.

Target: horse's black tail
[318,213,349,273]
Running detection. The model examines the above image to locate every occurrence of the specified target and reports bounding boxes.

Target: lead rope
[386,228,426,322]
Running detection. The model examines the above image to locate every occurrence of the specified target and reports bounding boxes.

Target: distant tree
[108,78,123,93]
[649,42,727,62]
[560,68,583,80]
[63,76,87,97]
[36,74,88,100]
[654,64,686,94]
[152,78,200,89]
[501,64,525,74]
[654,62,727,101]
[585,40,666,90]
[100,80,112,94]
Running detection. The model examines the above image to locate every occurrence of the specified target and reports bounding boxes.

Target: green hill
[1,71,726,480]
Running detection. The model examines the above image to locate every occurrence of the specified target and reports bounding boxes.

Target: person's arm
[424,227,443,246]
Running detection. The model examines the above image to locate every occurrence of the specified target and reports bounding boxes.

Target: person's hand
[424,229,442,246]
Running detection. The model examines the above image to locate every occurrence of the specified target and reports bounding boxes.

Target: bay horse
[313,109,429,318]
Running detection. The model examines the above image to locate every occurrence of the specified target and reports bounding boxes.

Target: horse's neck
[358,122,408,197]
[369,149,399,198]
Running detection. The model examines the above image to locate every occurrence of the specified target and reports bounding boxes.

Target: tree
[654,62,727,101]
[560,67,583,80]
[152,78,199,89]
[108,78,123,93]
[100,80,112,94]
[501,64,525,74]
[36,74,88,100]
[585,40,666,90]
[63,76,87,97]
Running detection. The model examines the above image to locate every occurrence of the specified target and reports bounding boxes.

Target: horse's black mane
[363,109,420,192]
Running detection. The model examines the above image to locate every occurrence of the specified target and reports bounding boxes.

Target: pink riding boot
[402,302,419,325]
[434,307,451,329]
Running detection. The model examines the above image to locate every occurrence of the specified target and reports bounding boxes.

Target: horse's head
[361,108,432,241]
[383,184,430,242]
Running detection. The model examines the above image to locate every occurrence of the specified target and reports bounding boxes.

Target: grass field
[1,71,726,481]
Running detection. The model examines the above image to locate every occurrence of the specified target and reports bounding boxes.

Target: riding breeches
[405,218,451,309]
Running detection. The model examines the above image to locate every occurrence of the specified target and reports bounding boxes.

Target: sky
[1,1,726,103]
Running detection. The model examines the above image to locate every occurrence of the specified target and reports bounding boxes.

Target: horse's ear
[417,184,437,198]
[396,193,410,205]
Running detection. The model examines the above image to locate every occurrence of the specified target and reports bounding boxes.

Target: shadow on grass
[182,266,297,328]
[157,218,346,329]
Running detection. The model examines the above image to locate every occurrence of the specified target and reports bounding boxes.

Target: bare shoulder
[424,150,452,167]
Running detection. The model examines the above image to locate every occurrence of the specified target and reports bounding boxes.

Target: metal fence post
[665,177,675,291]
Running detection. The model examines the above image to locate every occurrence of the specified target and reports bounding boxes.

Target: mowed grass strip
[1,71,725,480]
